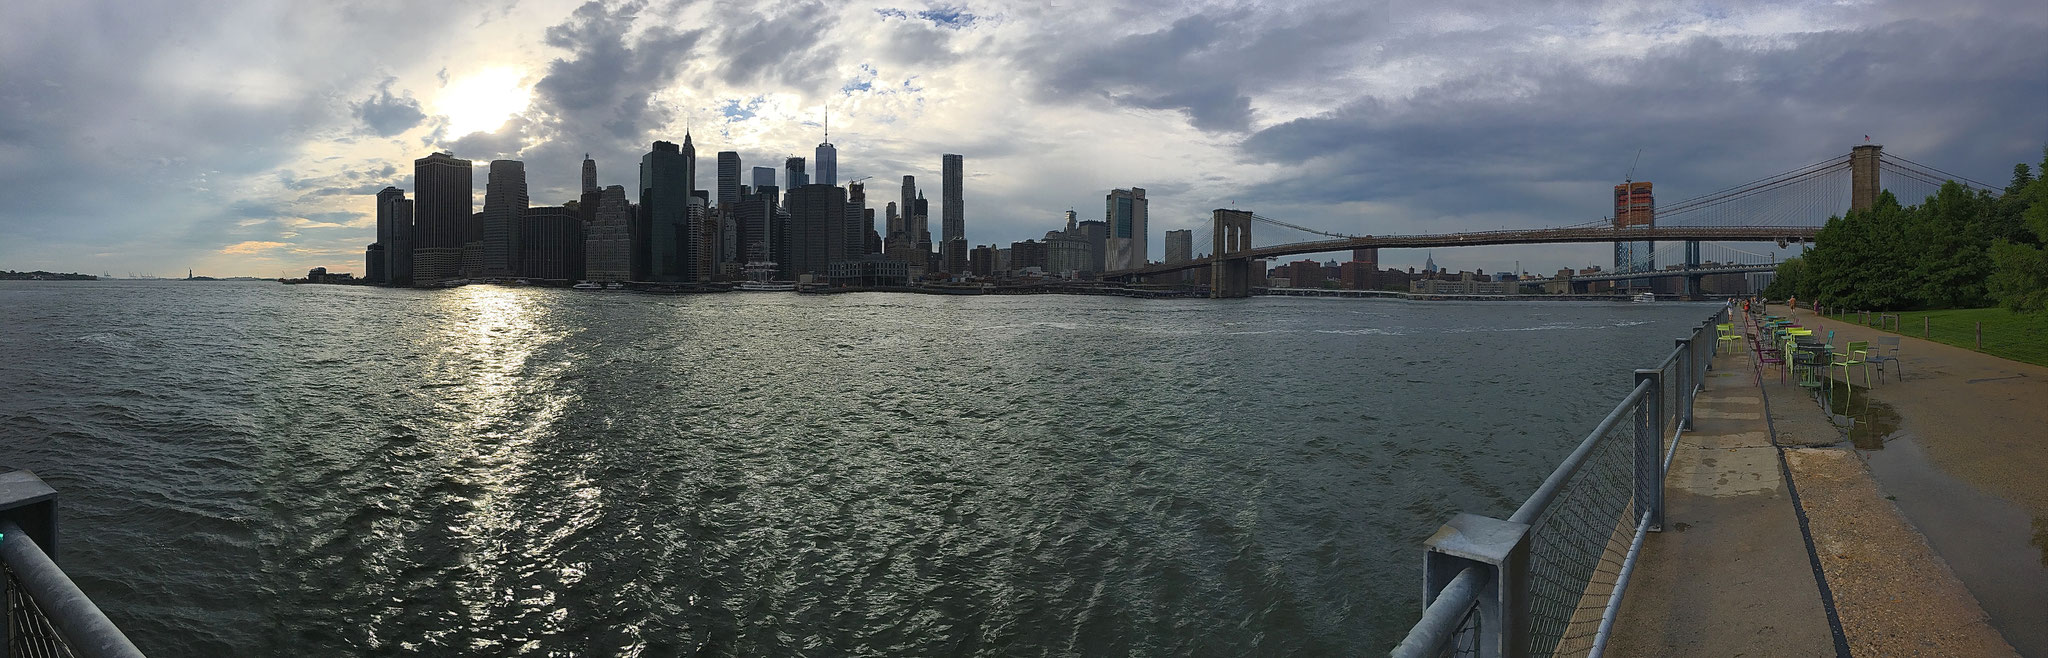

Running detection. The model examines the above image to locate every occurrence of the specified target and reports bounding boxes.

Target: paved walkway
[1609,312,2020,656]
[1605,332,1837,656]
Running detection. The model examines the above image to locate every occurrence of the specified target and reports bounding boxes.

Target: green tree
[1762,256,1805,299]
[1987,149,2048,311]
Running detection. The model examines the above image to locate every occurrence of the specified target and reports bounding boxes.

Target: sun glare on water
[437,68,531,137]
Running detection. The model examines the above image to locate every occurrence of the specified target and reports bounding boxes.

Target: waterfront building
[375,187,413,285]
[970,244,996,277]
[516,206,582,281]
[364,243,384,283]
[637,140,698,282]
[585,185,632,282]
[786,183,852,279]
[941,153,963,249]
[482,159,528,277]
[1073,219,1107,274]
[1009,239,1047,273]
[1353,247,1378,268]
[410,152,472,285]
[1411,271,1522,295]
[733,184,783,271]
[1105,187,1148,270]
[827,255,908,287]
[717,151,742,208]
[1339,261,1374,289]
[581,154,597,194]
[1043,230,1090,278]
[1165,229,1192,264]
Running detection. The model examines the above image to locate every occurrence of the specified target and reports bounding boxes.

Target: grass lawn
[1821,307,2048,367]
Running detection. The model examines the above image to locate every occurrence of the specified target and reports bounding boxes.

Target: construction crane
[1624,148,1642,183]
[846,175,873,185]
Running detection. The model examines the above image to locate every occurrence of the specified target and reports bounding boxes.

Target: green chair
[1717,323,1742,344]
[1834,340,1871,388]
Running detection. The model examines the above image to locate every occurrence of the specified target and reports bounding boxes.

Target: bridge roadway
[1561,263,1777,284]
[1105,225,1818,279]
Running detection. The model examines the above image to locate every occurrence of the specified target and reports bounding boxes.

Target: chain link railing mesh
[5,563,77,658]
[1524,395,1644,657]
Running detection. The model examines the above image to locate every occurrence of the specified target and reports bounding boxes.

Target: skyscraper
[1613,181,1655,287]
[846,182,867,262]
[1105,187,1148,270]
[376,187,413,285]
[785,157,808,191]
[899,175,916,243]
[941,154,963,244]
[815,118,837,186]
[752,166,775,191]
[681,131,698,198]
[717,151,742,208]
[410,152,472,285]
[482,159,528,277]
[516,206,582,281]
[1075,220,1107,274]
[638,140,697,282]
[582,154,597,194]
[786,183,848,278]
[584,185,632,282]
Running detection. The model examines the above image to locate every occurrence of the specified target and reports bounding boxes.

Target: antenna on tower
[823,104,830,144]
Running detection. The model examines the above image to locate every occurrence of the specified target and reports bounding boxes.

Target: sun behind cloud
[436,67,532,137]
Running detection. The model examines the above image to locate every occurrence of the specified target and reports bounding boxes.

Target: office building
[410,152,472,285]
[733,184,783,268]
[815,134,837,186]
[582,154,597,194]
[970,244,997,277]
[1009,239,1047,273]
[941,153,963,245]
[516,206,582,281]
[846,182,869,262]
[637,140,698,282]
[900,175,918,248]
[585,185,632,282]
[717,151,742,209]
[1074,219,1108,274]
[482,159,528,277]
[752,166,775,191]
[785,157,808,189]
[375,187,413,285]
[786,184,848,278]
[1105,187,1148,270]
[364,244,385,283]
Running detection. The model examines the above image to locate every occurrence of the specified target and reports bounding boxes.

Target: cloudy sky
[2,0,2044,277]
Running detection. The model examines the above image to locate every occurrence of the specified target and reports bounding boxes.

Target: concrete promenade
[1608,310,2021,656]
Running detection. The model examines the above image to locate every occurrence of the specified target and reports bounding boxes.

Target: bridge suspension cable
[1248,213,1356,239]
[1656,158,1852,225]
[1880,152,2003,193]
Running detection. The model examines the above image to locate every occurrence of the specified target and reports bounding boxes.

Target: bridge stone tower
[1211,209,1254,299]
[1851,144,1882,213]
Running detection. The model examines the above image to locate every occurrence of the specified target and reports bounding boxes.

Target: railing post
[1636,369,1664,533]
[1675,338,1693,431]
[1423,514,1532,658]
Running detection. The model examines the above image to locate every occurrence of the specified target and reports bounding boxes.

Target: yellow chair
[1834,340,1870,388]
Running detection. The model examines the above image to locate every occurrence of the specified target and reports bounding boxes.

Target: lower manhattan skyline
[4,0,2044,278]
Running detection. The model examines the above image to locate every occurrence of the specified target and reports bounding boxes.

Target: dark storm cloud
[1236,17,2048,231]
[713,2,842,92]
[1033,3,1387,132]
[352,77,427,137]
[530,0,704,142]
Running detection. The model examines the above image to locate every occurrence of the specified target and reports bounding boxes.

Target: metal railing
[0,470,143,658]
[1393,307,1727,657]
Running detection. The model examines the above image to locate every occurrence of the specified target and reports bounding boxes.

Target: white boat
[571,281,603,290]
[1633,292,1656,303]
[605,282,625,290]
[737,261,793,291]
